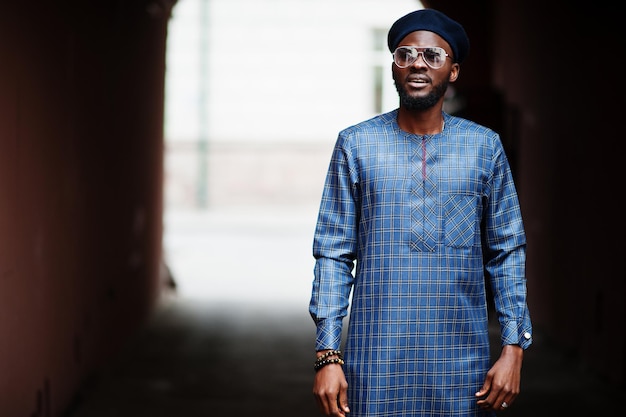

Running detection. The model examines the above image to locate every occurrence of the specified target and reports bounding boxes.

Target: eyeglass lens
[393,47,447,69]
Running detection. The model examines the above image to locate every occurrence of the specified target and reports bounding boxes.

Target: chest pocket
[444,194,480,248]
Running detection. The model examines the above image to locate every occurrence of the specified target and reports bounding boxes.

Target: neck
[397,108,445,135]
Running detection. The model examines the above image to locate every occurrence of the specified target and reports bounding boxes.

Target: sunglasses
[393,46,451,69]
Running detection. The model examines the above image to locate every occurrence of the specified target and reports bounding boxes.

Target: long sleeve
[482,136,532,349]
[309,136,359,351]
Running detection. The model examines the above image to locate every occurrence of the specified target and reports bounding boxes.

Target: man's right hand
[312,362,350,416]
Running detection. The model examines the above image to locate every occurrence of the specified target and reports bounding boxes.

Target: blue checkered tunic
[309,110,532,417]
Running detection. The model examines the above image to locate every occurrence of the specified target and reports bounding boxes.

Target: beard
[394,76,449,111]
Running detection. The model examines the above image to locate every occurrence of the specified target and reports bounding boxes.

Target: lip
[406,74,430,88]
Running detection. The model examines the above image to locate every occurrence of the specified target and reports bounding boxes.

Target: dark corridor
[65,285,622,417]
[1,1,624,416]
[62,209,623,417]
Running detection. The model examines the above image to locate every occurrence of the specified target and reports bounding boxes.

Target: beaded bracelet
[315,349,342,364]
[314,357,345,372]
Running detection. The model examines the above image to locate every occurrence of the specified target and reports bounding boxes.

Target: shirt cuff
[501,319,533,350]
[315,317,343,351]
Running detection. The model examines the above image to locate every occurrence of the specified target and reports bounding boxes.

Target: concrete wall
[0,1,171,415]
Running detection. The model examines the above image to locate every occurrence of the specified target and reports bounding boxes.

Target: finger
[475,385,492,408]
[486,382,510,411]
[337,393,350,414]
[316,394,331,416]
[488,389,513,412]
[475,376,492,398]
[476,392,498,410]
[476,399,491,410]
[314,391,335,416]
[325,392,345,417]
[324,395,340,416]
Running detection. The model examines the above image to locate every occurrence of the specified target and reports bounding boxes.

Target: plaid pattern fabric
[309,110,532,417]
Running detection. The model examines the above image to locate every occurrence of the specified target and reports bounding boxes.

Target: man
[309,8,532,417]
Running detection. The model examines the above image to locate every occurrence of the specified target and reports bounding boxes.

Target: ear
[449,63,460,83]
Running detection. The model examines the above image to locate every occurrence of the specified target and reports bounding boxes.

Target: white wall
[166,0,422,143]
[164,0,422,207]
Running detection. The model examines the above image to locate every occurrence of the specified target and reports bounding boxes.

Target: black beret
[387,8,470,64]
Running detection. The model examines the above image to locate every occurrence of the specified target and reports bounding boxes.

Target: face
[392,31,459,111]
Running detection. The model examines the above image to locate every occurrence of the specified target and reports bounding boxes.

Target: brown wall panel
[424,0,625,385]
[0,1,172,415]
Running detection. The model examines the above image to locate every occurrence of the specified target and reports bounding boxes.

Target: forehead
[397,30,450,51]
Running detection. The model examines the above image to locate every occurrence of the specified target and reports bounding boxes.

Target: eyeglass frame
[392,46,451,69]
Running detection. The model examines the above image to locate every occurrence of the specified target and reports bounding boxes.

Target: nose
[411,51,428,67]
